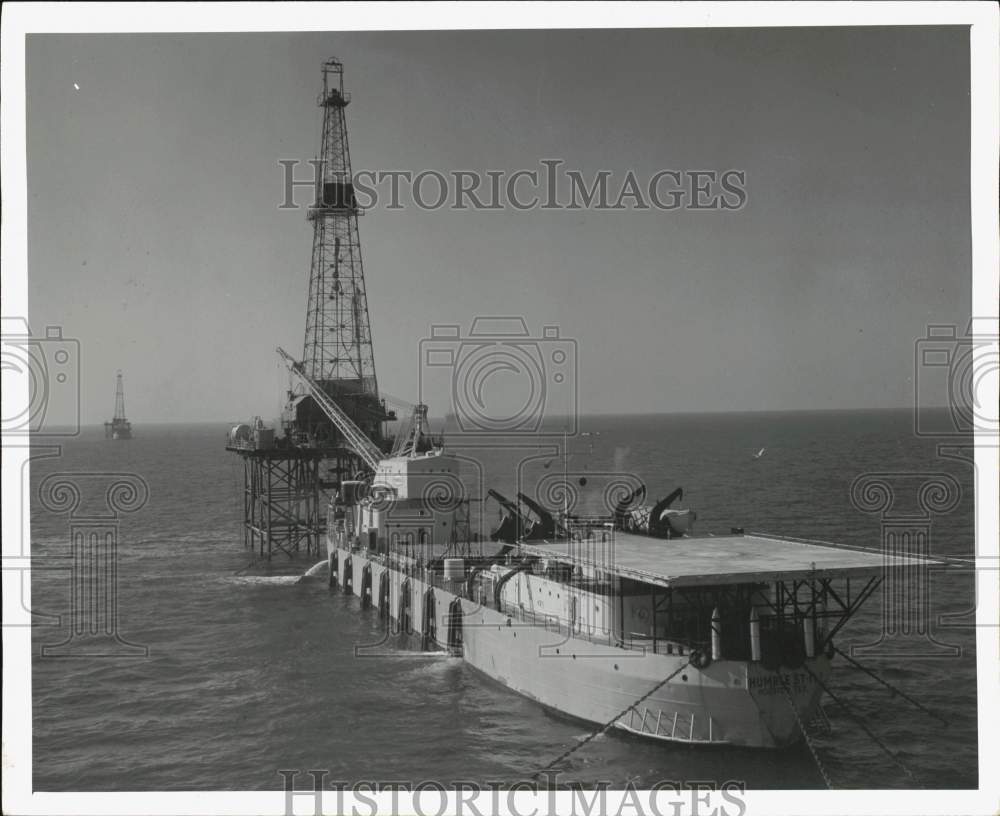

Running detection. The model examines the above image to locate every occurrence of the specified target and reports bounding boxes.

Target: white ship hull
[325,542,829,748]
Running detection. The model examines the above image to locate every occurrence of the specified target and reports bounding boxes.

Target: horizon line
[57,404,954,428]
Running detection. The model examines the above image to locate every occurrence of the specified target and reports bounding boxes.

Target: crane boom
[277,346,384,472]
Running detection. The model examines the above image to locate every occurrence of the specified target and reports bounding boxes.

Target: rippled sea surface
[30,411,978,790]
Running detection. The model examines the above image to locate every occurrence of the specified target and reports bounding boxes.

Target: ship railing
[342,546,711,658]
[493,601,691,654]
[621,632,703,658]
[339,550,707,657]
[368,551,473,594]
[501,599,567,637]
[225,438,260,452]
[503,605,565,633]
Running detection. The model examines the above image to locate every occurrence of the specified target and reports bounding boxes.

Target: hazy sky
[25,28,971,425]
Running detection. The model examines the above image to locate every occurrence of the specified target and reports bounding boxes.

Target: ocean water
[29,411,978,790]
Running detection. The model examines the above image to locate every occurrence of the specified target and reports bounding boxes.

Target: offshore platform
[104,370,132,440]
[228,58,435,561]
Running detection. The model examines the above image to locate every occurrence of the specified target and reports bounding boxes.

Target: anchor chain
[531,658,692,781]
[833,645,948,725]
[801,662,919,786]
[779,680,834,789]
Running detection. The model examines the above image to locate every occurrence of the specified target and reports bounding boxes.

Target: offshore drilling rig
[104,370,132,440]
[286,57,395,474]
[228,58,436,561]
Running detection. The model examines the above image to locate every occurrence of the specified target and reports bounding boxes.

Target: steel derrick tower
[227,58,398,561]
[113,371,127,422]
[296,58,391,447]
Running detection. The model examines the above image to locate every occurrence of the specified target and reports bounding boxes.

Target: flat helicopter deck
[516,532,933,589]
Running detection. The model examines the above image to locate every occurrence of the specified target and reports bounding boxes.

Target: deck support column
[711,607,722,661]
[749,607,761,662]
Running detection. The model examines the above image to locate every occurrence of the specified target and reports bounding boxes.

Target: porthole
[682,674,688,682]
[614,664,619,671]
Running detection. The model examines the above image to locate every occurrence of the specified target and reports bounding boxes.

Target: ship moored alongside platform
[323,452,929,749]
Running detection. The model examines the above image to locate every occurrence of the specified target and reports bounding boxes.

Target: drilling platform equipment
[290,57,396,468]
[104,370,132,440]
[227,58,398,561]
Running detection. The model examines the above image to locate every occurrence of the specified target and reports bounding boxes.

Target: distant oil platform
[104,370,133,440]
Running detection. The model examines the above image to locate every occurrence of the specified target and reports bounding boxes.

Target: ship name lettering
[747,671,816,695]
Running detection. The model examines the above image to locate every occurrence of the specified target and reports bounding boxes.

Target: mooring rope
[530,658,692,781]
[801,662,919,786]
[833,645,948,725]
[779,680,834,789]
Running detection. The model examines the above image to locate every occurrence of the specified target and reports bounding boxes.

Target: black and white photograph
[2,3,998,815]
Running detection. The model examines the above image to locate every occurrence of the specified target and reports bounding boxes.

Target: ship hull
[326,544,829,749]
